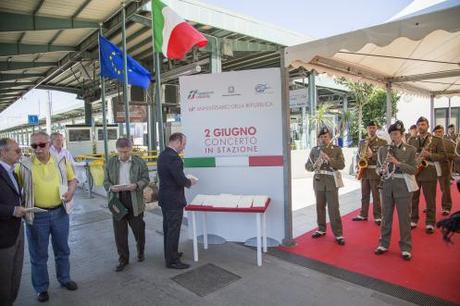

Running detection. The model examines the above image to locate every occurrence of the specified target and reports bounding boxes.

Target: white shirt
[119,157,132,185]
[50,145,76,165]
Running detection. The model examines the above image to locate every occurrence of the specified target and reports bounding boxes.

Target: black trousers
[0,225,24,306]
[161,208,183,265]
[113,191,145,264]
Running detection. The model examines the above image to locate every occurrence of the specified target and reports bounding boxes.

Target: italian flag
[152,0,208,60]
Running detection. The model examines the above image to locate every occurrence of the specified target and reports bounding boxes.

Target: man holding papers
[158,133,197,269]
[16,132,78,303]
[104,138,150,272]
[0,138,25,305]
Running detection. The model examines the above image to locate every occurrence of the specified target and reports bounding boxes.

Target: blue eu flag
[98,35,151,89]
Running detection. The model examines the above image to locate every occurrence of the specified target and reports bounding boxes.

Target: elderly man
[50,132,76,169]
[16,132,78,303]
[158,133,197,269]
[0,138,26,306]
[104,138,149,272]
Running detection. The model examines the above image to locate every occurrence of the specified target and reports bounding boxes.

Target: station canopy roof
[284,0,460,97]
[0,0,310,113]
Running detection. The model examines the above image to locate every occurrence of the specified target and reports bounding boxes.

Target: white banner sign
[180,68,285,243]
[289,88,308,108]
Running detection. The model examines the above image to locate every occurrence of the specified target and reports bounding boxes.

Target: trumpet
[356,138,370,180]
[307,134,338,171]
[416,136,432,175]
[377,143,396,181]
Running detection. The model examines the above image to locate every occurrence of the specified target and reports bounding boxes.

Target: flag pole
[151,1,165,152]
[98,25,109,163]
[121,2,131,139]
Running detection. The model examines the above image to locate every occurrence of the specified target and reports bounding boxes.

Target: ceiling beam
[0,43,76,56]
[0,12,99,33]
[0,88,27,93]
[0,61,57,71]
[0,82,36,88]
[0,73,44,81]
[389,69,460,83]
[432,89,460,96]
[36,84,80,94]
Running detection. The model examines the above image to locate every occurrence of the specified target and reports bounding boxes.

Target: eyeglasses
[31,143,48,149]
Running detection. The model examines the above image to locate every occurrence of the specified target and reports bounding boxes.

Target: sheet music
[237,195,254,208]
[252,195,268,207]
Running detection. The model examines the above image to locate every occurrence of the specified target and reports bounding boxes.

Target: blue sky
[199,0,412,38]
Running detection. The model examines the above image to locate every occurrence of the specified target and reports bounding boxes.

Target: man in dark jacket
[158,133,197,269]
[0,138,26,306]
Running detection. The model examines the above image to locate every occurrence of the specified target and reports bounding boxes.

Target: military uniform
[439,138,455,214]
[407,133,446,229]
[306,130,345,244]
[445,133,460,174]
[355,136,387,222]
[376,134,417,256]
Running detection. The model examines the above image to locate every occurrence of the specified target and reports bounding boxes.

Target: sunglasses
[31,143,48,149]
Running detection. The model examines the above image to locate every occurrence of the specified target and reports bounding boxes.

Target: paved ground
[14,183,415,306]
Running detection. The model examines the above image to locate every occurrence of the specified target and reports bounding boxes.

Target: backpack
[436,210,460,243]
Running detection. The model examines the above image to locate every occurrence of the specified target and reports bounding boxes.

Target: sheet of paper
[186,174,199,181]
[191,194,207,205]
[252,195,268,207]
[237,195,254,208]
[25,207,47,213]
[59,184,68,201]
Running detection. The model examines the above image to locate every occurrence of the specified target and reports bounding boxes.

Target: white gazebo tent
[279,1,460,243]
[283,0,460,128]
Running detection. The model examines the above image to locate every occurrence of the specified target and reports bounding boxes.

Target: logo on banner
[254,83,273,94]
[187,89,214,100]
[222,85,241,97]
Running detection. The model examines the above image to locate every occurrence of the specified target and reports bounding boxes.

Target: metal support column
[151,2,165,152]
[385,83,392,129]
[46,90,52,135]
[99,25,109,163]
[280,50,294,246]
[210,35,222,73]
[148,84,158,151]
[447,97,452,128]
[121,2,131,139]
[84,100,92,126]
[308,71,317,148]
[430,95,435,126]
[343,95,348,147]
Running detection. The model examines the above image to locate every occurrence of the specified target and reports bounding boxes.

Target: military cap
[410,124,417,130]
[432,124,444,132]
[317,126,330,137]
[416,116,429,124]
[388,120,405,133]
[448,123,455,129]
[367,121,377,127]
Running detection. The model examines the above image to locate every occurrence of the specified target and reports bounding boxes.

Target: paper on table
[252,195,268,207]
[237,195,254,208]
[186,174,199,181]
[191,194,206,205]
[25,207,47,213]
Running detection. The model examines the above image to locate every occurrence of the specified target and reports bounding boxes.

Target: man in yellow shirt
[16,132,77,303]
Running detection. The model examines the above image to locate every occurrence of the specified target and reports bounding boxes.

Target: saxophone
[416,135,432,175]
[356,138,370,180]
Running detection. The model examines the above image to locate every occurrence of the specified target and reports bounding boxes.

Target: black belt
[35,204,62,211]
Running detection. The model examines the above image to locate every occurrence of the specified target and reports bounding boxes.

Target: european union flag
[98,35,151,89]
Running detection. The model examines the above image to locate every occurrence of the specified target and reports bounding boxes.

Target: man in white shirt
[50,132,76,168]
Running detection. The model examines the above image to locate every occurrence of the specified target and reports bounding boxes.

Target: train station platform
[14,182,418,306]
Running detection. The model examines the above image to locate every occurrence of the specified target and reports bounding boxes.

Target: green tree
[348,88,399,145]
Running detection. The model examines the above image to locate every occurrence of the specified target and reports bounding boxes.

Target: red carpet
[280,182,460,304]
